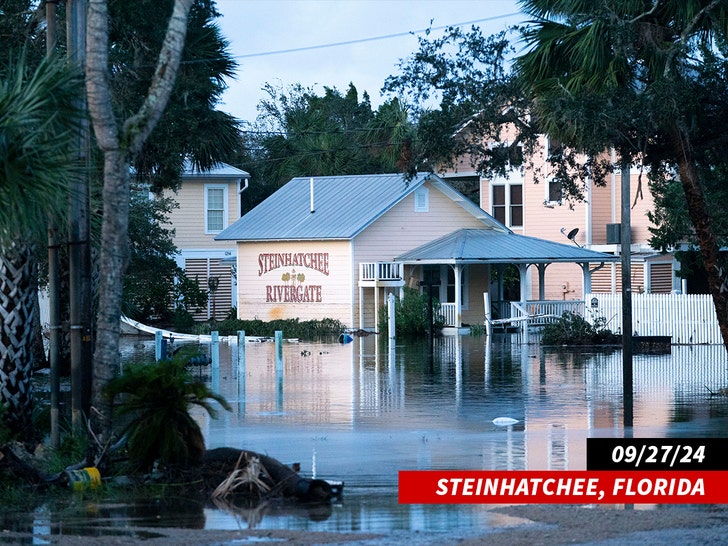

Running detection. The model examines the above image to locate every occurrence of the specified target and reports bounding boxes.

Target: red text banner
[398,470,728,504]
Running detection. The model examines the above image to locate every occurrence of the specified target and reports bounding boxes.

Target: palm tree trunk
[0,241,36,443]
[671,128,728,348]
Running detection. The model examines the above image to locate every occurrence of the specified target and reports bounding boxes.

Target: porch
[358,262,405,329]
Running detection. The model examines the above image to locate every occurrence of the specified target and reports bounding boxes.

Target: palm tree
[105,355,230,471]
[516,0,728,348]
[0,52,83,441]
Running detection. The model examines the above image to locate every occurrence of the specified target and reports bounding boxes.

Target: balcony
[359,262,405,287]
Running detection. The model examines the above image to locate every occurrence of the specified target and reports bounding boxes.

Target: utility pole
[46,0,61,449]
[66,0,93,432]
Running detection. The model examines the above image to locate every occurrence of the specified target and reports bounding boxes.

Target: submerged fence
[584,293,722,345]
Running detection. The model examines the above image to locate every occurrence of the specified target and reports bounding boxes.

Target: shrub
[541,312,619,346]
[105,357,231,472]
[378,287,446,338]
[193,316,346,341]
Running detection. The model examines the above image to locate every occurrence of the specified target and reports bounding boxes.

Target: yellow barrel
[65,467,102,491]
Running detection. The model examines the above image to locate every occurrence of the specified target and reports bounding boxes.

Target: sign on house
[258,252,329,303]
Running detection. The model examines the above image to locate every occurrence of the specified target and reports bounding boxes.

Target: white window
[414,187,429,212]
[205,184,228,233]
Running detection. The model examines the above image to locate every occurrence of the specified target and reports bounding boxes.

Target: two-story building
[216,172,618,330]
[164,161,250,321]
[442,136,686,308]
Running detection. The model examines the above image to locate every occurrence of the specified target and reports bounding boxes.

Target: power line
[230,13,521,60]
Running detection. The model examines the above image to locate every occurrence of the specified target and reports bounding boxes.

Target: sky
[214,0,524,123]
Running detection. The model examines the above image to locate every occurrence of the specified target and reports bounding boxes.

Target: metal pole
[46,0,61,449]
[211,331,219,393]
[387,292,396,341]
[67,0,93,432]
[275,331,283,412]
[621,162,634,429]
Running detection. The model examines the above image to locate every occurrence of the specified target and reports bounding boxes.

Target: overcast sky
[214,0,524,123]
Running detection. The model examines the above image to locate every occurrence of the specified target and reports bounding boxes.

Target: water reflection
[20,335,728,539]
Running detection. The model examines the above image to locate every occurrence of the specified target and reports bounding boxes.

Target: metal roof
[396,228,620,264]
[182,160,250,179]
[216,172,507,241]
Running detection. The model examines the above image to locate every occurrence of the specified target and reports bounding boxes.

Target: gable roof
[396,228,620,264]
[182,160,250,179]
[216,172,508,241]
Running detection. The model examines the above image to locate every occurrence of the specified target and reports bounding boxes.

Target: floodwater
[8,334,728,539]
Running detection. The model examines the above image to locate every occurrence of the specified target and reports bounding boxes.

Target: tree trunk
[0,241,36,443]
[671,128,728,349]
[85,0,194,458]
[91,151,130,447]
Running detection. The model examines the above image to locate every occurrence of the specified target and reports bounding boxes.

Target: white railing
[584,293,722,345]
[440,303,456,327]
[513,300,585,324]
[359,262,403,282]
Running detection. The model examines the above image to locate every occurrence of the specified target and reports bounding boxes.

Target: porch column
[374,285,379,331]
[519,264,529,337]
[359,287,364,329]
[581,263,592,296]
[454,264,462,327]
[518,264,529,303]
[536,263,547,300]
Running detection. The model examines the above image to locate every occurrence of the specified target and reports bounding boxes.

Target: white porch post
[581,263,592,296]
[374,286,379,331]
[519,264,529,336]
[518,264,528,303]
[454,264,462,327]
[359,287,364,330]
[537,263,547,300]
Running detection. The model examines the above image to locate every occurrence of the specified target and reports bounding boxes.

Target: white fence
[585,293,722,345]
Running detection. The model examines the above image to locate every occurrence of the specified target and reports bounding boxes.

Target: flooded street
[123,334,728,533]
[7,334,728,540]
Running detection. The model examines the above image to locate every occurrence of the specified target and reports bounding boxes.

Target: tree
[85,0,194,454]
[515,0,728,348]
[384,3,728,349]
[383,25,538,193]
[0,52,82,441]
[124,189,209,323]
[243,83,415,211]
[105,356,230,471]
[108,0,241,191]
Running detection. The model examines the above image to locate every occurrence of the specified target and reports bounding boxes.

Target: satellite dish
[567,227,579,241]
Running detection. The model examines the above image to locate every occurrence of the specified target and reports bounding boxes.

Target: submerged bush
[541,312,619,346]
[200,316,346,341]
[378,287,446,338]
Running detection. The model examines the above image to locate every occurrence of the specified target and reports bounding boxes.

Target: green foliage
[241,83,417,212]
[123,188,209,323]
[111,0,241,190]
[541,312,619,346]
[377,287,445,338]
[191,315,346,341]
[105,358,231,472]
[0,51,83,238]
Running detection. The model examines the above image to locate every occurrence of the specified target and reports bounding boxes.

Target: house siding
[472,143,663,302]
[236,240,353,325]
[352,181,487,326]
[164,179,241,249]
